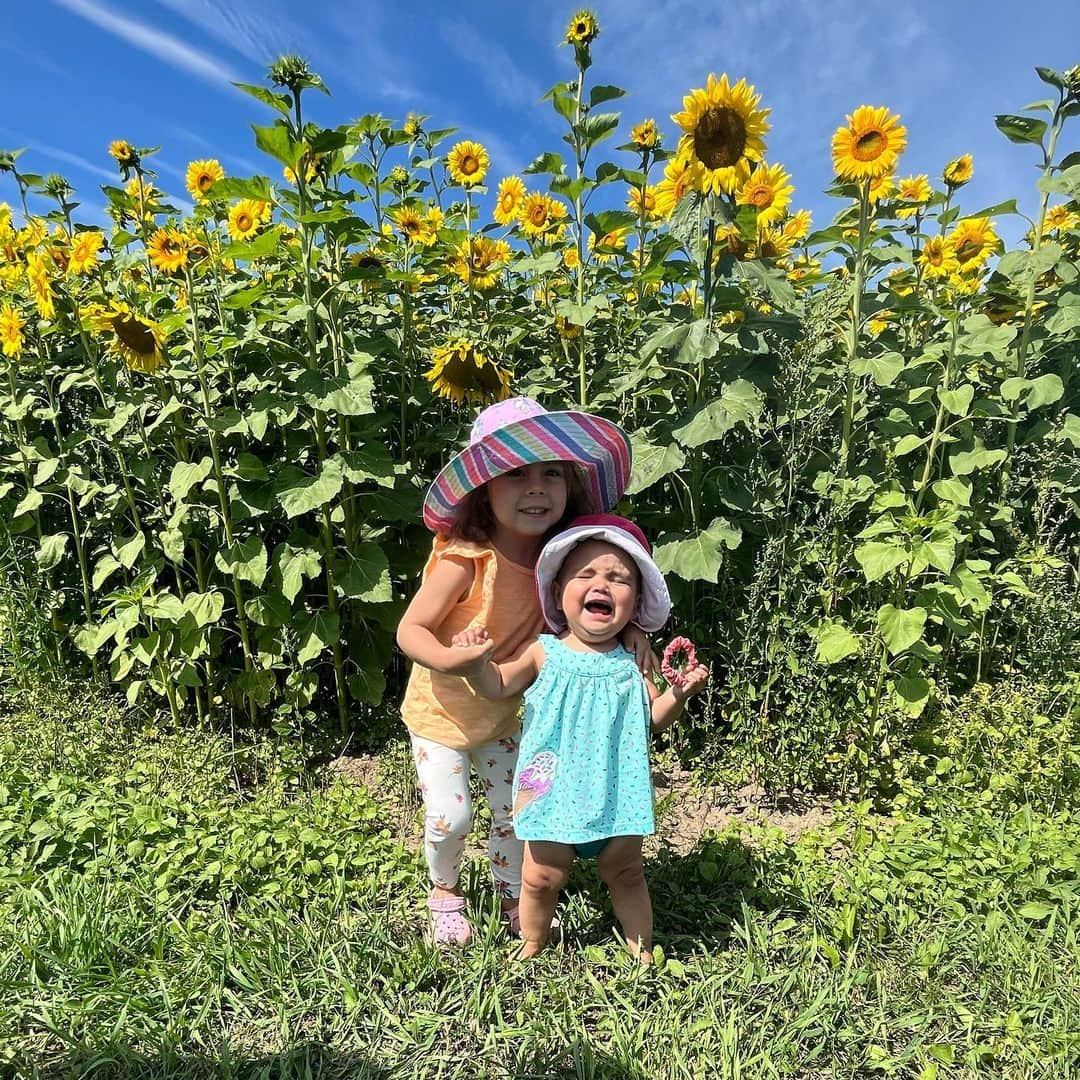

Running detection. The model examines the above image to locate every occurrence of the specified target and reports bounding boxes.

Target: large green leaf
[276,457,345,518]
[814,620,861,664]
[297,370,375,416]
[183,591,225,627]
[626,433,685,495]
[333,543,391,602]
[297,609,340,665]
[937,385,974,417]
[855,541,908,583]
[36,533,68,571]
[277,544,323,603]
[949,446,1006,475]
[673,380,764,447]
[215,536,268,586]
[168,457,214,502]
[653,518,741,583]
[877,604,927,656]
[251,121,304,168]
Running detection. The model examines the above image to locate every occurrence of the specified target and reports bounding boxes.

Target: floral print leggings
[410,731,522,900]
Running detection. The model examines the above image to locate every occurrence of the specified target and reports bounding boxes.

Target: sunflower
[67,230,104,275]
[886,268,916,297]
[108,140,138,168]
[868,309,895,336]
[447,141,490,187]
[868,173,895,206]
[918,235,958,280]
[947,270,983,298]
[554,313,582,339]
[185,159,225,201]
[25,252,55,320]
[943,154,974,188]
[425,339,512,405]
[653,149,702,218]
[565,10,599,46]
[125,177,160,214]
[896,175,931,219]
[588,227,629,263]
[0,302,23,358]
[518,193,564,239]
[392,206,436,246]
[672,73,770,196]
[630,119,659,149]
[494,176,526,226]
[283,156,321,185]
[627,184,660,221]
[147,227,189,273]
[712,222,749,260]
[449,235,511,289]
[404,113,423,139]
[227,200,263,242]
[752,225,793,261]
[89,301,167,374]
[17,219,47,251]
[785,254,821,282]
[782,209,813,241]
[563,245,580,270]
[1044,204,1079,234]
[735,162,793,227]
[831,105,906,182]
[949,217,998,271]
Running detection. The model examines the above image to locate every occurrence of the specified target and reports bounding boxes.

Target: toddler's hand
[451,626,490,648]
[672,662,709,702]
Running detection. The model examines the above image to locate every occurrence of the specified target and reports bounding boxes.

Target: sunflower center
[954,239,980,264]
[237,213,253,232]
[853,128,886,161]
[746,184,773,208]
[114,315,155,355]
[529,206,547,226]
[462,155,479,175]
[163,238,182,256]
[694,107,747,169]
[197,173,214,193]
[500,193,515,213]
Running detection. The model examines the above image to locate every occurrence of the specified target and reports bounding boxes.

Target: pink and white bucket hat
[535,514,671,633]
[422,397,632,535]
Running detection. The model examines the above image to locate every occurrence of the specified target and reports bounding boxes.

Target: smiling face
[554,539,640,646]
[486,462,569,541]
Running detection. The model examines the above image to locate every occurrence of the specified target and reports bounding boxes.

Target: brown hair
[444,462,597,545]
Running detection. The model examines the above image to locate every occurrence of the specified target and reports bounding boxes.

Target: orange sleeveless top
[401,537,546,750]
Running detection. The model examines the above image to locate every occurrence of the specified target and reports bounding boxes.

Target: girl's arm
[621,623,660,677]
[395,555,481,675]
[452,630,542,700]
[649,664,709,732]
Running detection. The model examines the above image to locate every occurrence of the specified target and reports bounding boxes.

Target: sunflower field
[1,20,1078,788]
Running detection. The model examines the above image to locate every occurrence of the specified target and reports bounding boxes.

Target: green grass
[1,678,1078,1078]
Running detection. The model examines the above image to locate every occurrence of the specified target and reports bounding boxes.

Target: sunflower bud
[1066,64,1080,98]
[389,165,410,187]
[43,173,74,202]
[268,54,325,96]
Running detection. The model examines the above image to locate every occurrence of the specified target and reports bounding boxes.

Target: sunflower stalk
[183,268,258,724]
[1001,86,1068,497]
[572,71,588,409]
[914,315,960,514]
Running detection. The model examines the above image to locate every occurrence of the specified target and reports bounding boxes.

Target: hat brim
[535,524,671,634]
[423,411,631,534]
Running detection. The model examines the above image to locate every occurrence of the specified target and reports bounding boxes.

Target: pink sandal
[428,895,472,946]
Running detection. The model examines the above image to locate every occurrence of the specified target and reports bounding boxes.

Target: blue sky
[4,0,1079,242]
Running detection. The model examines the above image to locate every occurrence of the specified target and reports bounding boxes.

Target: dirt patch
[327,753,833,855]
[650,768,833,856]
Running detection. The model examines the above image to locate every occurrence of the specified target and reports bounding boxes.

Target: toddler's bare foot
[513,938,546,960]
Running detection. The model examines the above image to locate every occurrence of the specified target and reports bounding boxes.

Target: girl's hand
[445,626,495,676]
[671,662,709,703]
[621,624,660,677]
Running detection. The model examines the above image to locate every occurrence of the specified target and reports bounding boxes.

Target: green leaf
[893,434,927,457]
[1059,413,1080,448]
[949,447,1006,476]
[814,620,861,664]
[1017,901,1054,920]
[855,541,908,583]
[673,380,764,447]
[994,113,1047,144]
[276,457,345,518]
[215,536,268,587]
[1024,373,1064,410]
[168,457,214,501]
[208,177,273,203]
[219,226,284,261]
[864,352,905,387]
[938,384,974,417]
[183,590,225,627]
[36,533,67,570]
[653,518,741,583]
[297,609,340,665]
[116,531,146,569]
[297,370,375,416]
[1037,164,1080,199]
[334,543,391,602]
[92,554,123,591]
[589,84,626,107]
[251,121,304,168]
[877,604,927,656]
[160,527,185,564]
[339,445,396,487]
[277,544,323,603]
[13,489,43,517]
[626,433,685,495]
[996,243,1061,286]
[931,478,971,506]
[524,151,566,176]
[894,674,932,717]
[244,591,292,628]
[74,620,118,657]
[234,83,292,116]
[144,594,186,622]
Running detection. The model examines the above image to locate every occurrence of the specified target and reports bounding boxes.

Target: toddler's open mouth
[584,598,613,616]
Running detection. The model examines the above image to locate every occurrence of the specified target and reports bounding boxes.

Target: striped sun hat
[422,397,632,535]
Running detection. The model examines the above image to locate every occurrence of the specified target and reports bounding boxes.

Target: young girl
[452,514,709,963]
[396,397,649,946]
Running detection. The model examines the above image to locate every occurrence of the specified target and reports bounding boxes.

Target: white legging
[410,731,522,900]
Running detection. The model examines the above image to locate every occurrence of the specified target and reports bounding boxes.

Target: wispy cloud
[154,0,293,67]
[53,0,244,89]
[0,129,115,183]
[439,17,545,110]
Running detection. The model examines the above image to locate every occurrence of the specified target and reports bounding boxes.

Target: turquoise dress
[512,634,655,847]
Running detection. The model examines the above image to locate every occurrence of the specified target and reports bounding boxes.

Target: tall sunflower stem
[573,68,588,409]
